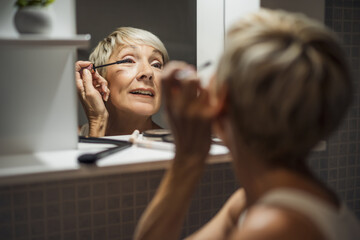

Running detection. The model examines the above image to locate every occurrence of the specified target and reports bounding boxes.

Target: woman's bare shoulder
[228,204,325,240]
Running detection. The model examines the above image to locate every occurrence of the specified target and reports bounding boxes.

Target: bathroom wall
[0,1,359,240]
[307,0,360,219]
[0,163,237,240]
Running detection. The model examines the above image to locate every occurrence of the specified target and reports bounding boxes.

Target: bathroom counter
[0,135,230,186]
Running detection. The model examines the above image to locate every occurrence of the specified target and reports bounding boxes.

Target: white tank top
[238,188,360,240]
[79,123,89,136]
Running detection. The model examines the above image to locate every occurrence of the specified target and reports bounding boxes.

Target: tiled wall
[0,1,359,240]
[307,0,360,219]
[0,163,238,240]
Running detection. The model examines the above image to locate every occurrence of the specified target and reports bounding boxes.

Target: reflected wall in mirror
[76,0,196,129]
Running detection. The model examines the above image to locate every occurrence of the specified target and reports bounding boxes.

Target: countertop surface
[0,135,230,185]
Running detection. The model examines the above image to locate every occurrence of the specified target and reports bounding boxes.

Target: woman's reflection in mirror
[75,27,169,137]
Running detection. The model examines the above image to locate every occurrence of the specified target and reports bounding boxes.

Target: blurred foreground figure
[135,9,360,240]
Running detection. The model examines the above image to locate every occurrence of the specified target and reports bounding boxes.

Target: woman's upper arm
[186,188,247,240]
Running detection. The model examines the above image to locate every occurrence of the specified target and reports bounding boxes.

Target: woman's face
[105,44,164,116]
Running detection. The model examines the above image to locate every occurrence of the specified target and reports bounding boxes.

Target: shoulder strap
[258,188,359,240]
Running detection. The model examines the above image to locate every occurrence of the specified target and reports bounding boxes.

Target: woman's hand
[75,61,110,136]
[161,61,217,168]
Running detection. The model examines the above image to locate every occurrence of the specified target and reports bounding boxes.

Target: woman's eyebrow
[120,45,138,50]
[113,45,139,59]
[151,49,163,61]
[117,45,139,54]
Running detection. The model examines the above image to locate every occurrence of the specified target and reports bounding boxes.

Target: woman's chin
[129,104,159,117]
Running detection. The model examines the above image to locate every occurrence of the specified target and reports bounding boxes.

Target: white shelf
[0,34,91,48]
[0,135,230,185]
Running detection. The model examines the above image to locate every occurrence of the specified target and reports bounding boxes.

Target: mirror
[75,0,196,128]
[75,0,324,132]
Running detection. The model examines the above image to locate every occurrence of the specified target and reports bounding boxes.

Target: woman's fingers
[82,69,96,96]
[75,60,93,72]
[161,61,195,110]
[93,71,110,101]
[75,70,85,96]
[76,60,110,102]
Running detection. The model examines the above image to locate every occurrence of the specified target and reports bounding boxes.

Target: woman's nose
[136,62,154,81]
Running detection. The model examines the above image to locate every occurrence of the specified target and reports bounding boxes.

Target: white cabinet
[0,0,90,155]
[0,36,90,155]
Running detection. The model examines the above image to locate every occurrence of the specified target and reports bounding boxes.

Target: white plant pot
[14,6,53,34]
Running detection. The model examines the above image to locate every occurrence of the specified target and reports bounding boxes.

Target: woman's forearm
[88,113,108,137]
[134,156,206,240]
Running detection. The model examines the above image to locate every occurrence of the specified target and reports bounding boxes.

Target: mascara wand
[92,59,130,72]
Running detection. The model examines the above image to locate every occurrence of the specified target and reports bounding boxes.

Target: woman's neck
[105,108,160,136]
[231,147,339,209]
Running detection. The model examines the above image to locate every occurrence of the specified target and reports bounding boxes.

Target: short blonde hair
[89,27,169,77]
[216,9,352,166]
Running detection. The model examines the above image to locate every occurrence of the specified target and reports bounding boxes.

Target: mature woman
[76,27,169,137]
[134,9,360,240]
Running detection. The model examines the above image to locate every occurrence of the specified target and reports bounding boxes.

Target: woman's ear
[212,83,229,118]
[211,83,230,143]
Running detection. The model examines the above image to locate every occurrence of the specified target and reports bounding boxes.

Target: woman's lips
[129,88,155,97]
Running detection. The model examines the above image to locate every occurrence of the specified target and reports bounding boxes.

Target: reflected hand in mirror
[75,60,110,137]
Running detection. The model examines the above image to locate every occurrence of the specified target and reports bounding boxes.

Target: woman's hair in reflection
[89,27,169,77]
[216,9,352,168]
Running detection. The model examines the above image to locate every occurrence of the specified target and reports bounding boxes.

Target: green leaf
[15,0,55,8]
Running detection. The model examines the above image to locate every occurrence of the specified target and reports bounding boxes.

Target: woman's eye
[121,58,134,64]
[152,62,163,69]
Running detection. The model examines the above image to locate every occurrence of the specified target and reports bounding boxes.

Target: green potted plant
[14,0,56,34]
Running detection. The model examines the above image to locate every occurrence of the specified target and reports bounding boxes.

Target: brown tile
[45,188,60,202]
[46,218,61,233]
[93,197,106,212]
[78,199,91,214]
[63,231,77,240]
[107,181,120,195]
[62,216,77,231]
[31,205,44,220]
[30,220,45,236]
[62,186,76,201]
[135,192,148,206]
[93,212,106,227]
[92,182,106,197]
[135,178,148,192]
[15,223,29,238]
[30,189,44,205]
[108,211,121,225]
[121,209,134,222]
[0,224,12,239]
[78,214,92,229]
[108,224,121,238]
[0,193,11,209]
[121,195,134,208]
[46,204,60,218]
[93,227,107,239]
[121,178,134,193]
[47,235,62,240]
[62,201,76,216]
[77,184,91,199]
[107,196,120,210]
[121,222,135,238]
[79,229,92,240]
[13,207,27,222]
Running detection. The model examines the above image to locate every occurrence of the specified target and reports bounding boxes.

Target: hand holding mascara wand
[77,59,132,100]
